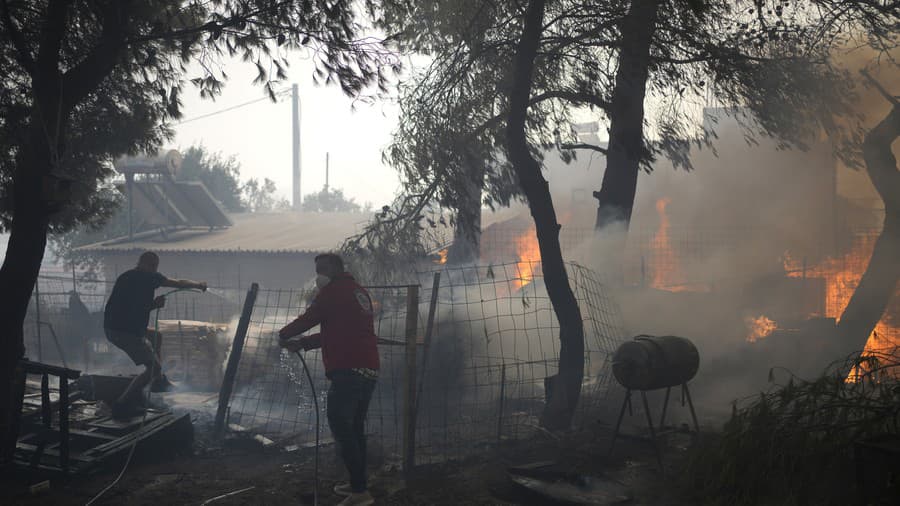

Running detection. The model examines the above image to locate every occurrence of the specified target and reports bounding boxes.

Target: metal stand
[608,382,700,472]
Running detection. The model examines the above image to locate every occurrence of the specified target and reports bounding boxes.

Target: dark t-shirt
[103,269,166,335]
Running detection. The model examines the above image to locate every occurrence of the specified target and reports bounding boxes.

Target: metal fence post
[402,284,419,477]
[214,282,259,437]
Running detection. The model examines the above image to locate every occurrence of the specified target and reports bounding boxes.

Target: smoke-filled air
[1,2,898,506]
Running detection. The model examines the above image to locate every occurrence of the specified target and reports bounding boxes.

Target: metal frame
[608,382,700,472]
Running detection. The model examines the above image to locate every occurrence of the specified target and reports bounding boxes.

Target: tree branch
[61,1,131,109]
[530,89,611,111]
[0,0,35,74]
[470,88,611,139]
[560,142,608,154]
[36,0,69,80]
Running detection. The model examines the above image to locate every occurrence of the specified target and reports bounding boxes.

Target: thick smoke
[529,53,900,418]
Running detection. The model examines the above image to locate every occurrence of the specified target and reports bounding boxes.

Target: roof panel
[76,212,368,254]
[121,180,232,229]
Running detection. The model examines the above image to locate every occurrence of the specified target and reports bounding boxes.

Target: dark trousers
[327,370,376,493]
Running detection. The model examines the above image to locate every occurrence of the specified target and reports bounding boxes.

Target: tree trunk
[593,0,662,230]
[507,0,585,430]
[1,0,126,464]
[836,106,900,352]
[447,162,484,264]
[0,124,55,465]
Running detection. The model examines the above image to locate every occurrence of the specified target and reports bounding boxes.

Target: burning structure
[478,105,897,395]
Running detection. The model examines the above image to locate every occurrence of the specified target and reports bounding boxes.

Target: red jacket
[279,273,379,374]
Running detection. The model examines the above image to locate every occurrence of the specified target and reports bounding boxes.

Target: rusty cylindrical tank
[612,335,699,391]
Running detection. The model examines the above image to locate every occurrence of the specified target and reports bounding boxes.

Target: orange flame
[650,198,694,292]
[783,235,899,380]
[435,248,448,265]
[512,226,541,291]
[745,315,777,343]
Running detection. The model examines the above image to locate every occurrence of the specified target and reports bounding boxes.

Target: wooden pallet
[14,361,193,476]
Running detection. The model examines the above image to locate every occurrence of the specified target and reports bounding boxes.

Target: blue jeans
[327,370,376,493]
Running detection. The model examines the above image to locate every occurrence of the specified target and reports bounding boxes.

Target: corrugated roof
[76,212,368,254]
[75,208,533,256]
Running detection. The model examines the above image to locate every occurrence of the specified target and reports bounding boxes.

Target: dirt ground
[5,415,695,506]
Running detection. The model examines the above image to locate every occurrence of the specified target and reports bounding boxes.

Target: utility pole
[292,84,302,210]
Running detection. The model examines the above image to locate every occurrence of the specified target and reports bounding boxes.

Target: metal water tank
[612,335,699,391]
[114,149,182,177]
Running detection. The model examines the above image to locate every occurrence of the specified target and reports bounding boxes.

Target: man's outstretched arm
[161,277,207,291]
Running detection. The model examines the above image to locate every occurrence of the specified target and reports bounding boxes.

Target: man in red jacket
[279,253,378,506]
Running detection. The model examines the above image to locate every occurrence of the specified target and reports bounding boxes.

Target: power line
[171,88,291,126]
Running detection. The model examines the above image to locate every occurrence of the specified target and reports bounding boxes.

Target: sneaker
[333,483,352,497]
[336,491,374,506]
[149,375,176,393]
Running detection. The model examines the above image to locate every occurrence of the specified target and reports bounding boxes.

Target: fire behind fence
[221,261,626,465]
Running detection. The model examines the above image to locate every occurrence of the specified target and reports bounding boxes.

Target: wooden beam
[402,284,419,478]
[214,283,259,437]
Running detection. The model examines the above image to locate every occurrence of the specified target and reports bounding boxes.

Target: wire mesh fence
[224,284,412,453]
[220,261,627,465]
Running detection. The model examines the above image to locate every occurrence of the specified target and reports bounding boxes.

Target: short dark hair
[314,253,344,273]
[138,251,159,267]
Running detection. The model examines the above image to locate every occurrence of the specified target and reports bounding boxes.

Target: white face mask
[315,274,331,290]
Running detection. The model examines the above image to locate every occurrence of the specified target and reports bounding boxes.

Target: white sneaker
[333,482,352,496]
[336,491,375,506]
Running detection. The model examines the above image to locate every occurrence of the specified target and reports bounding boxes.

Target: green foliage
[242,177,289,213]
[371,0,897,235]
[0,0,398,231]
[179,145,290,213]
[681,351,900,506]
[301,186,363,213]
[178,146,244,212]
[340,192,448,284]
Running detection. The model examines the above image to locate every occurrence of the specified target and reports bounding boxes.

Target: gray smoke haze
[529,57,900,420]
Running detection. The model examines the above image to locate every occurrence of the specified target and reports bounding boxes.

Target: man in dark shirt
[279,253,379,506]
[104,251,206,419]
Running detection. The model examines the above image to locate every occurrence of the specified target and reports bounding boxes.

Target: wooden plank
[84,412,190,457]
[67,429,117,441]
[87,411,166,432]
[414,273,441,427]
[402,284,419,477]
[16,443,95,462]
[214,283,259,437]
[41,374,51,428]
[59,378,70,472]
[20,359,81,379]
[11,458,86,475]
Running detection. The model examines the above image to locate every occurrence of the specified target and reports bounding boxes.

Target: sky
[172,52,403,209]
